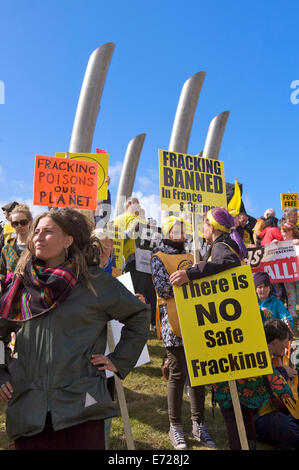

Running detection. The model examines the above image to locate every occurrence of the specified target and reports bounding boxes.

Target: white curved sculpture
[202,110,230,160]
[114,133,146,218]
[69,42,115,153]
[168,71,206,153]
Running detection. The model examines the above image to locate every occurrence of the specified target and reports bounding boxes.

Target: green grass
[0,316,298,451]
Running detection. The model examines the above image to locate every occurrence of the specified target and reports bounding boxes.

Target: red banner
[247,241,299,283]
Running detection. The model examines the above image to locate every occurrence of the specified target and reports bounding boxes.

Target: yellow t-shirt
[113,212,147,263]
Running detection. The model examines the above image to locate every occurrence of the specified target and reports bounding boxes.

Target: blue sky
[0,0,298,224]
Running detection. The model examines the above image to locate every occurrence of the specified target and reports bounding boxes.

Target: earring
[65,247,69,260]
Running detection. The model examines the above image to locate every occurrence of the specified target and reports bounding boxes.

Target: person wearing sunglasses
[0,204,33,291]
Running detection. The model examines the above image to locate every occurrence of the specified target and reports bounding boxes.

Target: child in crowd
[253,271,293,330]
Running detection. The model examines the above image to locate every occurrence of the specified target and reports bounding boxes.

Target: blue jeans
[255,412,299,449]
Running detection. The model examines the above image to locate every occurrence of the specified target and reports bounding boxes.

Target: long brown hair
[14,208,100,293]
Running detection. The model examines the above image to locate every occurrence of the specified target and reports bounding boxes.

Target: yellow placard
[159,149,227,214]
[56,152,109,200]
[280,192,299,210]
[173,265,273,386]
[107,221,124,272]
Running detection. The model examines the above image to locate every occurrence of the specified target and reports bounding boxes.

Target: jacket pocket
[50,376,118,430]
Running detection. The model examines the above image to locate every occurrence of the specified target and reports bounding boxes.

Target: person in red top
[256,216,283,246]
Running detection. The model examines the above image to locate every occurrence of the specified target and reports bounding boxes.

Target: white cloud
[137,176,152,188]
[132,191,161,225]
[108,161,123,186]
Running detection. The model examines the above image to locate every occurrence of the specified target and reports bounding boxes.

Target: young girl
[253,271,294,330]
[280,222,299,320]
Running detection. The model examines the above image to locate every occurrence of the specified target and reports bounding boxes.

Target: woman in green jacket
[0,208,150,450]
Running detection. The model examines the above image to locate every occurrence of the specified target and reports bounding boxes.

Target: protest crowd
[0,173,298,451]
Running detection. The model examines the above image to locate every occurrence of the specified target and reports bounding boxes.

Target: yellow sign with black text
[56,152,109,200]
[280,193,299,210]
[159,149,227,214]
[173,265,273,386]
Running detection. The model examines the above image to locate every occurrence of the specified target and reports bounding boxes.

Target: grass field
[4,323,298,452]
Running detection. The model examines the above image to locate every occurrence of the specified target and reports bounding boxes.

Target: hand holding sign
[169,270,189,286]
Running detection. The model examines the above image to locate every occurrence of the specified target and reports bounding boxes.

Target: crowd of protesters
[0,193,298,451]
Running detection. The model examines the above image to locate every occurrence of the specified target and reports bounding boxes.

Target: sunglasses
[11,219,29,228]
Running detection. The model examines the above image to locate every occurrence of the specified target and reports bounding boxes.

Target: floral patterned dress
[213,368,293,410]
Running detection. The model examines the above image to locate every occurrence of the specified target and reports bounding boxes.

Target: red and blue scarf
[0,261,77,321]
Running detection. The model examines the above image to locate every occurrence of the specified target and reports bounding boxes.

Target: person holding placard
[114,197,157,329]
[169,208,261,450]
[169,207,246,287]
[0,208,150,450]
[151,216,215,450]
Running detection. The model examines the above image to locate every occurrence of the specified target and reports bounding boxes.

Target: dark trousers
[255,412,299,450]
[15,413,105,450]
[221,405,257,450]
[166,346,205,426]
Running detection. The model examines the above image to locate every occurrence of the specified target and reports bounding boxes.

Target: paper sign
[281,193,299,210]
[56,152,109,200]
[173,265,273,386]
[159,149,227,214]
[105,272,150,377]
[247,241,299,283]
[33,155,98,210]
[135,223,162,274]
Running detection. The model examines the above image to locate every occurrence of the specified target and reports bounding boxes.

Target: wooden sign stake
[107,323,136,450]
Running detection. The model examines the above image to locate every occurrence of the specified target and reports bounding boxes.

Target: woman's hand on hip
[0,381,13,402]
[91,354,118,373]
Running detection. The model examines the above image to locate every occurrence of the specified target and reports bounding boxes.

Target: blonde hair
[281,222,299,240]
[9,203,33,222]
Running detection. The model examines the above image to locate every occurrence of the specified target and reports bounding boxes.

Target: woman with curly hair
[0,208,150,450]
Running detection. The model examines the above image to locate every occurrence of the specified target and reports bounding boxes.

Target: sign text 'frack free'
[33,155,98,210]
[173,265,273,386]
